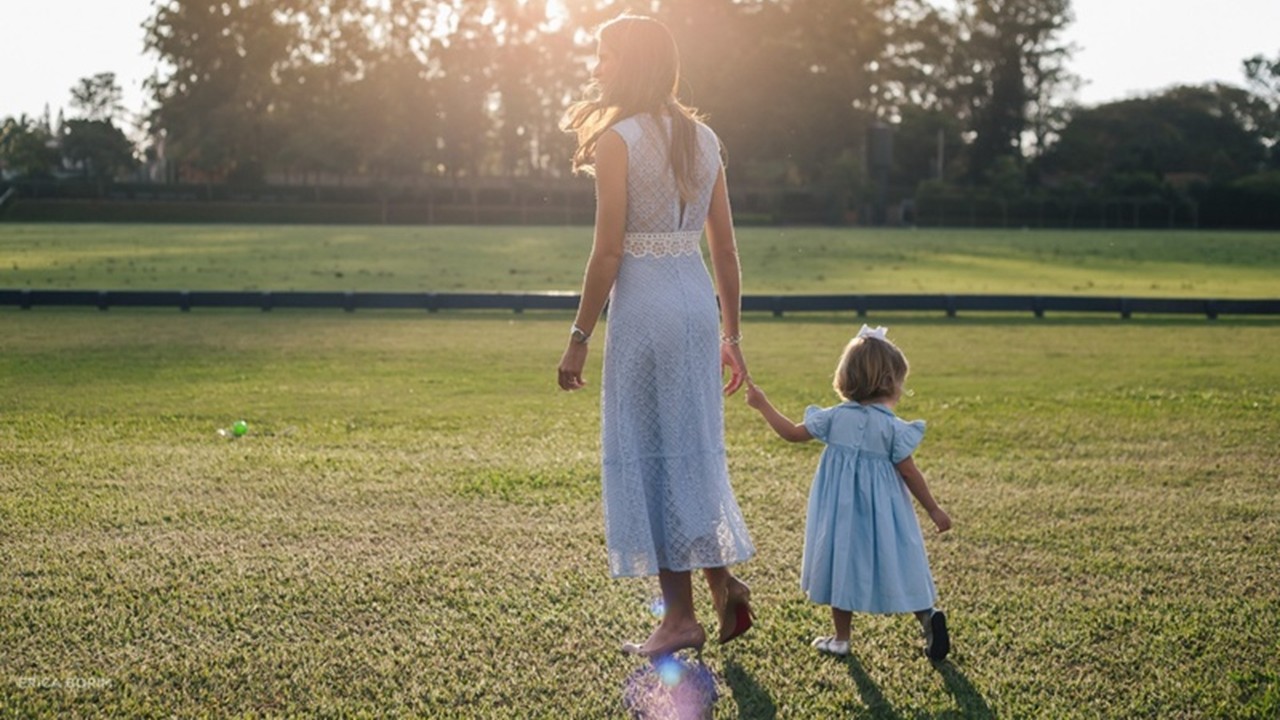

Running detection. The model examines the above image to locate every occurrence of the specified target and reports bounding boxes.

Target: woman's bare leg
[703,566,753,643]
[633,569,705,655]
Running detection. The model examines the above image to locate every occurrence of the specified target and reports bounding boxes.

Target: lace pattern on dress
[623,230,702,258]
[599,114,755,577]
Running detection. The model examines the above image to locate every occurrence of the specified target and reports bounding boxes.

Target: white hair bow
[856,324,889,341]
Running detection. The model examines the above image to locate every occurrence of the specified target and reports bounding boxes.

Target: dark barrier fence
[911,197,1206,229]
[739,294,1280,319]
[3,289,1277,319]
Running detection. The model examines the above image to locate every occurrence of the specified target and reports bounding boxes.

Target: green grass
[3,224,1280,297]
[2,308,1278,717]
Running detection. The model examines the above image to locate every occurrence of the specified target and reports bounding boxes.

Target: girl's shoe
[717,581,754,644]
[811,636,850,656]
[621,625,707,659]
[924,610,950,661]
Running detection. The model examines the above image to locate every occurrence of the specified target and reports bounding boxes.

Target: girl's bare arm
[896,456,951,532]
[745,384,812,443]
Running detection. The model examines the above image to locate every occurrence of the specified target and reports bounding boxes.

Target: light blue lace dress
[600,114,755,578]
[800,402,937,613]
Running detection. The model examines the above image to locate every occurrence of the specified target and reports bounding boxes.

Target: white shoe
[811,636,850,656]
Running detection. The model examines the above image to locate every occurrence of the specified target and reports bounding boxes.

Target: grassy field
[3,223,1280,297]
[1,226,1279,717]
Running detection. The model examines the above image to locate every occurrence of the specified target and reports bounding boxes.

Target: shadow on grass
[845,654,903,719]
[842,655,995,719]
[933,660,995,719]
[723,658,778,720]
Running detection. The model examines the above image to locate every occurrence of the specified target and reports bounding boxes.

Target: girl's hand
[721,342,748,396]
[745,381,768,411]
[929,507,952,533]
[558,342,589,391]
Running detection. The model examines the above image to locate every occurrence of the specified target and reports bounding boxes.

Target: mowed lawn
[2,223,1280,298]
[1,225,1279,717]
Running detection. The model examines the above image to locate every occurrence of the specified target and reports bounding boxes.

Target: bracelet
[570,324,591,345]
[720,333,741,345]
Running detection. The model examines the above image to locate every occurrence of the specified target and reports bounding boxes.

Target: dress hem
[609,551,756,579]
[807,591,938,615]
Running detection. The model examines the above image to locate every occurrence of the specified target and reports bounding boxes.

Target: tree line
[2,0,1278,223]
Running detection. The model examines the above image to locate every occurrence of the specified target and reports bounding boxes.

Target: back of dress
[611,113,721,237]
[599,112,755,579]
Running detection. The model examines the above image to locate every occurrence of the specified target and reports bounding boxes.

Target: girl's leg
[915,607,950,660]
[914,608,933,631]
[832,607,853,642]
[812,606,852,655]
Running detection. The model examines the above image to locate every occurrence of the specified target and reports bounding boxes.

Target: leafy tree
[128,0,1097,207]
[1243,51,1280,166]
[144,0,293,188]
[0,115,60,179]
[650,0,896,198]
[659,0,797,181]
[344,1,438,185]
[486,1,573,177]
[62,73,138,194]
[269,0,372,187]
[273,60,361,187]
[875,0,1075,188]
[959,0,1076,182]
[877,1,969,118]
[70,72,126,124]
[1244,51,1280,106]
[433,4,496,183]
[1041,84,1267,184]
[891,105,965,187]
[876,1,975,187]
[61,119,136,192]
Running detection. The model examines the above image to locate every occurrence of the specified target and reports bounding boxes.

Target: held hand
[721,342,748,396]
[558,342,589,391]
[929,507,952,533]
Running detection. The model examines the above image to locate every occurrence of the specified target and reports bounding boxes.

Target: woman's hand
[558,342,589,391]
[721,342,748,396]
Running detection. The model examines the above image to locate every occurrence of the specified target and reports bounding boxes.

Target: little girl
[745,325,952,660]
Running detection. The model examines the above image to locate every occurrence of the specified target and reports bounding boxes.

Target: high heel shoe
[621,625,707,659]
[716,581,754,645]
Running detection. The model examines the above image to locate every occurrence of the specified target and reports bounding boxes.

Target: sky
[2,0,1278,128]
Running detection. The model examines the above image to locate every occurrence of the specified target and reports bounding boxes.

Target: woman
[557,13,755,658]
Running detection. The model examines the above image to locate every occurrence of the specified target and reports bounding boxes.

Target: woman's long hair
[560,14,705,206]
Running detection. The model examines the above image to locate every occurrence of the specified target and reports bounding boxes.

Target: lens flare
[654,656,684,687]
[648,597,666,618]
[622,655,719,719]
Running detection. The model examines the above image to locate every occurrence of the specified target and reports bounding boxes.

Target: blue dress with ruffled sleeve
[800,402,937,613]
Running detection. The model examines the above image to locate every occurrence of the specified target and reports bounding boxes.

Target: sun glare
[545,0,570,29]
[468,0,570,35]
